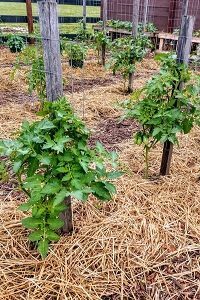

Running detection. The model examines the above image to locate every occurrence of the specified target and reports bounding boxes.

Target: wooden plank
[158,33,200,44]
[0,15,100,24]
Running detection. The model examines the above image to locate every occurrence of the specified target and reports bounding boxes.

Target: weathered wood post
[38,0,63,101]
[128,0,140,93]
[83,0,87,30]
[160,15,195,176]
[38,0,73,234]
[26,0,34,44]
[102,0,107,66]
[143,0,148,30]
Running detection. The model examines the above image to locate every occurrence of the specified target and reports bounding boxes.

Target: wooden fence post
[143,0,148,29]
[38,0,63,102]
[160,15,195,176]
[132,0,140,37]
[83,0,87,30]
[102,0,107,66]
[26,0,34,43]
[128,0,140,93]
[38,0,73,234]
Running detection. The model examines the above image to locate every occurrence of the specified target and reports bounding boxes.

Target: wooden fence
[0,0,101,27]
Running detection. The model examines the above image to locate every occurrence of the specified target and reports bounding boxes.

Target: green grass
[0,3,99,34]
[0,23,95,34]
[0,3,100,17]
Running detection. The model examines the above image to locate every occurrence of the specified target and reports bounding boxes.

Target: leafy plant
[109,35,151,91]
[92,30,111,64]
[13,46,46,104]
[0,98,122,258]
[76,19,91,42]
[0,161,8,183]
[105,20,157,33]
[6,34,25,53]
[122,56,200,178]
[63,41,88,67]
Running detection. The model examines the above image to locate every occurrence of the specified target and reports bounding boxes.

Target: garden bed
[0,47,200,299]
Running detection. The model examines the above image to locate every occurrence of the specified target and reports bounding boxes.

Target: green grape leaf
[38,239,49,258]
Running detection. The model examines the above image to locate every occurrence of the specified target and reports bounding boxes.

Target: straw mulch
[0,49,200,299]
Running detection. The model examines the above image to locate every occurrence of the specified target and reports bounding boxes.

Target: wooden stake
[128,0,140,93]
[25,0,34,44]
[160,16,195,176]
[38,0,63,102]
[38,0,73,233]
[83,0,87,30]
[132,0,140,37]
[143,0,148,29]
[102,0,107,66]
[60,196,73,234]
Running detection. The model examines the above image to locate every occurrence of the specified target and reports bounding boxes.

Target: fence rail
[0,15,100,23]
[0,0,100,5]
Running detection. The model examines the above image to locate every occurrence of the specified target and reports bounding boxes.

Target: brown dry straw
[0,49,200,299]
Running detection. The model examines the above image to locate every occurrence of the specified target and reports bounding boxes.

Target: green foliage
[109,35,151,82]
[0,161,9,183]
[101,20,157,33]
[122,55,200,178]
[0,98,121,258]
[62,41,88,61]
[76,19,91,42]
[92,30,111,62]
[13,46,46,104]
[6,34,25,53]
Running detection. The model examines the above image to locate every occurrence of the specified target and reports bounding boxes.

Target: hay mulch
[1,48,200,299]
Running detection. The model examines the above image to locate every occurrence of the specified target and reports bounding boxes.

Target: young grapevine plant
[122,56,200,178]
[109,35,151,91]
[0,98,122,258]
[13,46,46,104]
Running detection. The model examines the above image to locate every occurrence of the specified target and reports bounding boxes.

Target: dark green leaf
[47,217,64,230]
[28,230,43,242]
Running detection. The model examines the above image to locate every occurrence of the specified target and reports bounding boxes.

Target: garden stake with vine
[160,15,195,176]
[122,55,200,179]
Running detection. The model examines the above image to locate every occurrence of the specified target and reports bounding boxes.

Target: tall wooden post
[128,0,140,93]
[38,0,63,101]
[102,0,107,66]
[26,0,34,43]
[132,0,140,37]
[143,0,148,30]
[160,16,195,176]
[182,0,189,17]
[83,0,87,30]
[38,0,73,234]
